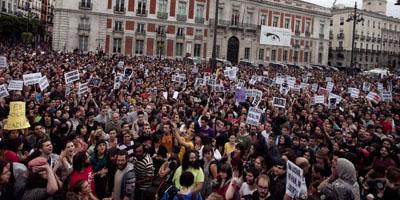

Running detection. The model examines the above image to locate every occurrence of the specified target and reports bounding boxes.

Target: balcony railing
[360,35,365,41]
[114,6,125,14]
[135,30,146,36]
[156,32,167,39]
[157,11,168,19]
[329,34,333,39]
[354,48,359,52]
[176,14,187,22]
[79,2,92,10]
[113,28,124,33]
[136,9,147,17]
[355,34,360,40]
[337,33,344,39]
[78,24,90,31]
[366,36,371,41]
[176,34,185,40]
[319,33,324,39]
[336,47,344,51]
[305,31,311,37]
[194,35,203,40]
[295,30,301,36]
[377,38,382,43]
[195,17,204,24]
[244,23,258,31]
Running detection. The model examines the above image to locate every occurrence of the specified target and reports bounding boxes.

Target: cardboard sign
[311,84,318,92]
[235,88,247,103]
[172,91,179,99]
[0,56,7,68]
[348,87,360,98]
[367,92,381,104]
[0,84,9,98]
[78,82,89,95]
[3,101,30,130]
[8,80,24,91]
[286,160,303,198]
[381,91,392,102]
[252,90,263,107]
[88,77,102,87]
[362,82,370,92]
[272,97,286,108]
[286,77,296,88]
[314,95,325,104]
[246,107,262,126]
[23,72,42,85]
[38,76,49,91]
[64,70,80,84]
[326,82,334,93]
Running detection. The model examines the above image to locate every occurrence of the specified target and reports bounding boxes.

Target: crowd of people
[0,41,399,200]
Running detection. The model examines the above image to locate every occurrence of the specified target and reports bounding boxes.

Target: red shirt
[4,150,20,163]
[69,165,95,194]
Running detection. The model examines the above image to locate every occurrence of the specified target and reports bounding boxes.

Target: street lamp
[346,2,364,69]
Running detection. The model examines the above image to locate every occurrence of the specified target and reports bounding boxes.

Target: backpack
[160,184,179,200]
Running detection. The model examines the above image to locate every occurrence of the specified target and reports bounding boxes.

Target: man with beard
[248,174,274,200]
[109,150,135,200]
[172,150,204,192]
[267,159,287,200]
[240,168,259,198]
[132,143,153,199]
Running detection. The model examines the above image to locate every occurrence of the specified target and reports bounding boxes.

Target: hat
[28,157,48,169]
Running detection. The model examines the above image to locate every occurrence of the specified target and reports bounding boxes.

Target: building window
[304,52,309,63]
[196,4,204,18]
[259,49,264,60]
[340,17,344,25]
[271,49,276,61]
[330,19,333,26]
[373,21,375,28]
[318,52,322,63]
[295,20,300,31]
[283,50,288,62]
[273,16,279,27]
[157,25,166,34]
[231,10,239,25]
[137,23,145,32]
[176,43,183,56]
[261,15,266,25]
[218,8,223,17]
[113,38,122,53]
[285,18,290,29]
[245,12,253,25]
[195,29,202,36]
[158,0,168,13]
[135,40,144,54]
[216,45,220,58]
[115,21,123,31]
[319,23,325,34]
[137,0,147,14]
[79,35,88,51]
[177,27,184,36]
[178,1,186,15]
[115,0,125,9]
[338,41,343,48]
[194,44,201,57]
[244,48,250,60]
[305,21,310,32]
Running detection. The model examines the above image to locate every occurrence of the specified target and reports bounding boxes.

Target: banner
[78,82,89,95]
[348,87,360,98]
[8,80,24,91]
[3,101,31,130]
[23,72,42,85]
[38,76,49,91]
[0,84,9,98]
[246,107,262,126]
[0,56,7,68]
[64,70,80,84]
[314,95,325,104]
[380,91,392,102]
[88,77,102,87]
[260,26,291,46]
[286,160,303,198]
[367,92,381,104]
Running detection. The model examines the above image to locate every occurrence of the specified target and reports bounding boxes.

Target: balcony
[136,9,147,17]
[366,36,371,41]
[79,2,92,10]
[244,23,258,32]
[176,14,187,22]
[195,17,204,24]
[354,48,359,52]
[371,37,376,42]
[157,11,168,19]
[113,28,124,33]
[156,32,167,40]
[371,49,376,54]
[355,34,360,40]
[305,31,311,37]
[360,35,365,41]
[329,34,334,39]
[135,30,146,37]
[336,47,344,51]
[194,35,203,40]
[176,34,185,40]
[114,6,125,14]
[377,38,382,43]
[295,29,301,36]
[78,24,90,31]
[366,49,371,53]
[337,33,344,39]
[319,33,324,39]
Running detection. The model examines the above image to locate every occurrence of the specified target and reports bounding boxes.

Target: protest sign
[286,160,303,198]
[249,75,257,85]
[314,95,325,104]
[236,80,245,88]
[23,72,42,85]
[328,93,342,104]
[348,87,360,98]
[318,87,329,96]
[367,92,381,104]
[235,88,246,103]
[3,101,30,130]
[124,67,133,78]
[362,82,370,92]
[0,56,7,68]
[252,90,263,107]
[377,83,384,92]
[325,77,332,82]
[326,82,334,93]
[311,84,318,92]
[64,70,80,84]
[286,77,296,88]
[272,97,286,108]
[263,71,268,76]
[0,84,9,98]
[173,91,179,99]
[246,107,262,126]
[88,77,102,87]
[381,91,392,102]
[194,78,204,89]
[275,76,285,85]
[78,82,89,95]
[163,92,168,99]
[117,61,124,68]
[8,80,24,91]
[113,75,121,90]
[38,76,49,91]
[279,84,289,96]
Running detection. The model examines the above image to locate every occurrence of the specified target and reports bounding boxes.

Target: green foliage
[0,15,45,41]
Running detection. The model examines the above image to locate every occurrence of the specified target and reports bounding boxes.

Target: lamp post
[211,0,220,70]
[346,2,364,69]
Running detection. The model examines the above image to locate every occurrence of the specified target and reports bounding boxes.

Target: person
[202,145,218,197]
[69,151,95,195]
[90,140,108,199]
[213,163,240,200]
[0,159,12,199]
[267,159,287,200]
[173,171,202,200]
[246,174,273,200]
[66,180,98,200]
[117,132,135,161]
[240,168,259,198]
[173,150,204,192]
[53,140,75,181]
[205,193,223,200]
[318,158,358,200]
[22,157,62,200]
[108,150,135,200]
[132,143,154,199]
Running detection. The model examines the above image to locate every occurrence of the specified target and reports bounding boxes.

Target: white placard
[260,26,291,46]
[38,76,49,91]
[117,61,124,68]
[325,77,332,82]
[88,77,102,87]
[249,75,257,85]
[0,56,7,68]
[246,107,262,126]
[326,82,334,93]
[78,82,88,95]
[348,87,360,98]
[252,90,263,107]
[328,93,342,104]
[23,72,42,86]
[381,91,392,102]
[311,84,318,92]
[362,82,370,92]
[0,84,9,98]
[275,77,285,85]
[163,92,168,99]
[8,80,24,91]
[314,95,325,104]
[272,97,286,108]
[377,83,384,92]
[64,70,80,84]
[173,91,179,99]
[263,71,268,76]
[367,92,381,104]
[286,77,296,88]
[286,160,303,198]
[280,84,289,96]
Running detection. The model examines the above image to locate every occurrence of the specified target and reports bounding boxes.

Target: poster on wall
[260,26,292,46]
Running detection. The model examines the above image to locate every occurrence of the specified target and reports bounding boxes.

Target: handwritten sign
[286,160,303,198]
[4,101,31,130]
[38,76,49,91]
[8,80,24,91]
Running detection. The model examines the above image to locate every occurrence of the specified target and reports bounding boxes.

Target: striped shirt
[132,154,154,190]
[117,141,135,161]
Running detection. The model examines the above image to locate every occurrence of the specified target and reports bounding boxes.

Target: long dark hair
[73,151,89,171]
[93,140,108,159]
[182,150,200,171]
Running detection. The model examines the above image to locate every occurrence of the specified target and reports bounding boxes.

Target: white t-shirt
[239,182,257,197]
